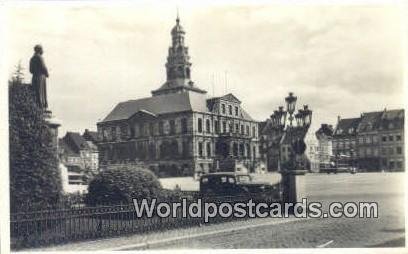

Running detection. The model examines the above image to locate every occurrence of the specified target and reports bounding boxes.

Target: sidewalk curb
[107,217,307,251]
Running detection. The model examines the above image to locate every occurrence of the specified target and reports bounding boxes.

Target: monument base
[43,110,61,150]
[280,169,307,205]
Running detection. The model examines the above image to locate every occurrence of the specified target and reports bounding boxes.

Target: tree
[9,69,62,212]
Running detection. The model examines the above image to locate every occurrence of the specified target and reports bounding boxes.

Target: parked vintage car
[199,172,279,200]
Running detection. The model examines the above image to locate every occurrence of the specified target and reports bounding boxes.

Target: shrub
[86,165,163,205]
[9,81,62,212]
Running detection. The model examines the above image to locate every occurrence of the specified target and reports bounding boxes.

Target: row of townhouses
[332,109,404,171]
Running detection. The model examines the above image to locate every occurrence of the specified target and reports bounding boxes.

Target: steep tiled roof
[357,111,383,133]
[378,109,404,130]
[334,118,361,137]
[151,80,207,96]
[101,92,209,123]
[101,91,255,123]
[63,132,89,153]
[83,129,98,142]
[58,138,78,156]
[316,124,334,137]
[240,108,254,121]
[382,109,404,120]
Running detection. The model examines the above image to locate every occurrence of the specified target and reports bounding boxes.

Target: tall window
[222,121,227,133]
[206,142,211,157]
[111,126,117,140]
[159,121,164,135]
[239,143,244,157]
[235,106,239,116]
[233,143,238,157]
[246,126,249,135]
[235,123,239,133]
[140,123,146,137]
[228,105,232,115]
[241,125,244,134]
[221,104,226,114]
[182,141,189,157]
[181,118,188,133]
[149,123,154,136]
[214,120,219,133]
[198,142,203,157]
[169,119,176,135]
[397,147,402,154]
[206,119,211,133]
[120,125,128,139]
[198,118,203,133]
[252,126,256,138]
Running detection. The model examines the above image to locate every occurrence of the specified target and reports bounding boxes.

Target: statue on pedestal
[29,44,49,110]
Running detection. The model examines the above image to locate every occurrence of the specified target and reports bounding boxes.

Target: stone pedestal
[44,110,61,150]
[280,169,307,204]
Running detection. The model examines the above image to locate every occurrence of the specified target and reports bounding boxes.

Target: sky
[5,2,406,136]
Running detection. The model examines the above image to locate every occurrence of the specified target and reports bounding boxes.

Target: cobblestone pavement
[35,172,405,250]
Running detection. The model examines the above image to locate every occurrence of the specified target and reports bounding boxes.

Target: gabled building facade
[97,17,263,177]
[334,109,404,171]
[58,131,99,193]
[332,117,360,166]
[315,124,334,169]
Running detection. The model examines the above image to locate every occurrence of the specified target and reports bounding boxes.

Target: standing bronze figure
[30,44,49,110]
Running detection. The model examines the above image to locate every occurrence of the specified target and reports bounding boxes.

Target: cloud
[6,4,404,135]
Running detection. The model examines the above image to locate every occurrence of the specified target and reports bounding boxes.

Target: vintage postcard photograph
[1,0,406,253]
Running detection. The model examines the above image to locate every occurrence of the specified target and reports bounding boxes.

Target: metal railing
[10,195,281,250]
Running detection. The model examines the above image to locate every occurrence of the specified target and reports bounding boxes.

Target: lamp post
[269,106,287,171]
[281,93,312,206]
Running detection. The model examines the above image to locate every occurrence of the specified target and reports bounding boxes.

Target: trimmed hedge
[9,81,62,212]
[86,166,163,205]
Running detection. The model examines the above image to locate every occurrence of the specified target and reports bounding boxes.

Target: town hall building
[96,16,264,177]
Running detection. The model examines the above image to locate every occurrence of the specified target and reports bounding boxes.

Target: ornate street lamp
[295,110,304,127]
[285,92,297,127]
[302,105,312,127]
[276,106,287,129]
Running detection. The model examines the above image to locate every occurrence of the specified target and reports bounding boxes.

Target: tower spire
[151,16,207,96]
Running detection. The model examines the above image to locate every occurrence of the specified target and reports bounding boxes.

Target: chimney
[337,116,341,123]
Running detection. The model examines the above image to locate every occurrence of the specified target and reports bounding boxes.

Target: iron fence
[10,195,281,250]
